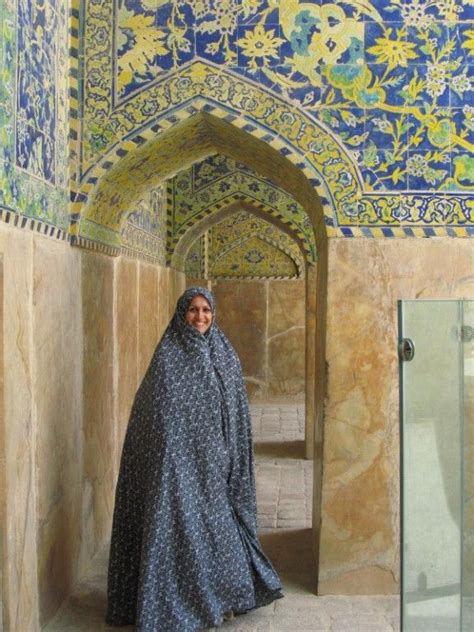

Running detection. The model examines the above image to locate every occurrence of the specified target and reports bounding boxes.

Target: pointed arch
[171,199,312,271]
[209,232,303,279]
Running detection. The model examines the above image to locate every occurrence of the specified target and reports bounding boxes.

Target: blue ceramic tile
[362,147,408,190]
[449,23,473,64]
[321,64,366,105]
[407,23,450,65]
[366,0,403,23]
[15,0,56,184]
[156,1,194,28]
[407,150,452,191]
[367,63,407,106]
[408,109,455,152]
[15,119,55,183]
[450,64,473,108]
[365,109,408,149]
[152,27,195,71]
[451,107,474,146]
[237,23,284,69]
[237,0,278,26]
[406,63,450,107]
[365,20,406,57]
[457,2,474,20]
[196,26,237,65]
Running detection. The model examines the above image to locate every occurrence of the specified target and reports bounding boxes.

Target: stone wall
[0,223,184,629]
[318,238,474,595]
[206,279,306,403]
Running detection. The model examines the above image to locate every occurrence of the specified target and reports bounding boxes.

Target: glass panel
[462,300,474,632]
[400,300,463,632]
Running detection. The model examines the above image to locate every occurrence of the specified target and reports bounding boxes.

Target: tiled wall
[185,210,305,278]
[73,0,472,250]
[0,0,69,232]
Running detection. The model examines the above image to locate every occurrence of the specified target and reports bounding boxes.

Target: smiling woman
[185,294,213,334]
[106,286,283,631]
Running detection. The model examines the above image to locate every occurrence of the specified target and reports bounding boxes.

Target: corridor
[44,405,399,631]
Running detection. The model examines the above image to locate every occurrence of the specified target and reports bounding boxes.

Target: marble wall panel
[115,257,139,472]
[138,262,159,382]
[268,327,305,399]
[268,279,305,338]
[169,269,186,318]
[210,279,306,402]
[32,238,83,626]
[318,238,474,595]
[0,227,39,631]
[157,266,170,339]
[81,251,115,569]
[213,280,267,386]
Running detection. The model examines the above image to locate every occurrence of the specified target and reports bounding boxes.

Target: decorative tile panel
[169,155,316,261]
[75,0,473,242]
[0,0,69,231]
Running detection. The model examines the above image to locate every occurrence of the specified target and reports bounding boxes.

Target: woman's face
[185,295,213,334]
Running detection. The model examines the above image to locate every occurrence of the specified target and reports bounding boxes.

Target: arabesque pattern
[76,0,472,241]
[170,155,316,261]
[185,210,305,278]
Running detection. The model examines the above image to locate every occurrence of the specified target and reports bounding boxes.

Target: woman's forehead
[188,294,211,307]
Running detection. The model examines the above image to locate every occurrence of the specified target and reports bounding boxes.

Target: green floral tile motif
[101,0,474,195]
[77,0,472,240]
[185,210,304,278]
[212,236,299,278]
[185,236,205,277]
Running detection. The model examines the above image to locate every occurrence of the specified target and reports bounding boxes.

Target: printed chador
[106,287,283,631]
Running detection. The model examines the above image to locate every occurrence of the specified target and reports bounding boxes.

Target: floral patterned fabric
[106,287,283,631]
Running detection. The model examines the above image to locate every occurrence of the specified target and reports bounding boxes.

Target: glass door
[399,300,473,632]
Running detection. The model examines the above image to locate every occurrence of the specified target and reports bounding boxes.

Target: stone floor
[44,404,400,631]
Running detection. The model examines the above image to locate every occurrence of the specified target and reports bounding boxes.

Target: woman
[106,287,283,631]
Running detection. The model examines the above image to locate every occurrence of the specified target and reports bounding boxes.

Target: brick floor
[44,405,400,631]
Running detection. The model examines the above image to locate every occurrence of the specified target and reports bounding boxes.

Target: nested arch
[170,199,313,271]
[77,110,330,249]
[74,62,364,246]
[209,232,304,279]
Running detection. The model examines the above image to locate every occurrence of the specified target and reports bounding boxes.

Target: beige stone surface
[306,264,317,459]
[211,279,306,403]
[138,262,159,381]
[115,257,138,470]
[268,280,305,338]
[0,227,40,631]
[318,238,474,594]
[213,280,267,380]
[32,238,83,626]
[82,250,115,570]
[157,266,170,338]
[268,327,305,398]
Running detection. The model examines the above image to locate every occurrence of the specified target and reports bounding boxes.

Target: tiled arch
[75,106,332,250]
[169,198,315,270]
[71,60,367,245]
[208,231,304,280]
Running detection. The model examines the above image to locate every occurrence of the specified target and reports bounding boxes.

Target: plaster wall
[199,279,306,403]
[318,238,474,595]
